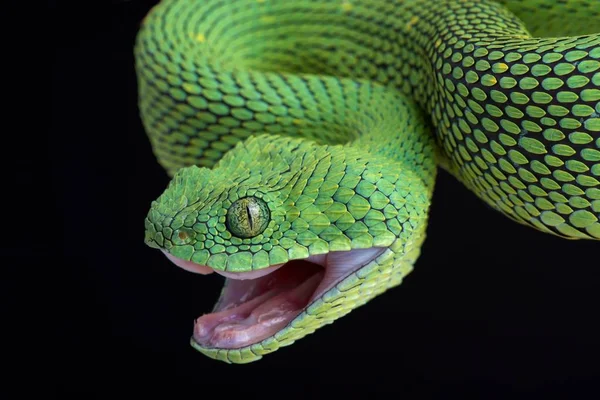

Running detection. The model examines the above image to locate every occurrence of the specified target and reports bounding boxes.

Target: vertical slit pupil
[246,205,253,230]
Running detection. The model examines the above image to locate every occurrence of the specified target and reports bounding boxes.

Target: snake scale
[136,0,600,363]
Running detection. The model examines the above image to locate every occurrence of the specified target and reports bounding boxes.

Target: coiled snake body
[136,0,599,363]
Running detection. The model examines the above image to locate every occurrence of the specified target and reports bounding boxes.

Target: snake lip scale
[163,246,387,350]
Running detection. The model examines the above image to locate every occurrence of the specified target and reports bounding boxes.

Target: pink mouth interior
[195,260,323,348]
[162,247,385,349]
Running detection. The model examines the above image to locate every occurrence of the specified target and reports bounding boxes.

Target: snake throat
[164,247,386,349]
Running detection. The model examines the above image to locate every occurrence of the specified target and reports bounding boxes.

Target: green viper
[136,0,600,363]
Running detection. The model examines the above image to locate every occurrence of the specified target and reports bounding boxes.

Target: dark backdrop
[50,0,599,397]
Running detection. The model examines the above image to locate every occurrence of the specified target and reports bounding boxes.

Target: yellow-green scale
[137,0,600,364]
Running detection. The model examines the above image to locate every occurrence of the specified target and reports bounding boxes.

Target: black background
[48,0,599,397]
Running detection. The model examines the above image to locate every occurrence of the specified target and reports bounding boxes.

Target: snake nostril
[172,228,196,245]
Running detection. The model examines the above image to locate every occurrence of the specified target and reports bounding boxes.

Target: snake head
[144,134,433,363]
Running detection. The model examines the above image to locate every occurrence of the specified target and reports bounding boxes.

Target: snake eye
[226,196,270,238]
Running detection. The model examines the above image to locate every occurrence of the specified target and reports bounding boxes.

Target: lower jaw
[192,260,324,349]
[188,247,388,352]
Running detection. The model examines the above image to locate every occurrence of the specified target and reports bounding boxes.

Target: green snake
[136,0,600,363]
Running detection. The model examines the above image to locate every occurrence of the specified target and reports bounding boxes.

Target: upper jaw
[161,250,284,279]
[161,246,387,295]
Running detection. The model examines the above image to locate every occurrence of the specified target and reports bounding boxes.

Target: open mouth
[163,247,387,349]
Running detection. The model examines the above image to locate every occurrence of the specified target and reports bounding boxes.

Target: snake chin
[163,247,386,349]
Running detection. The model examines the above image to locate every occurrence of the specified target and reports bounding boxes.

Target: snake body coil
[136,0,599,363]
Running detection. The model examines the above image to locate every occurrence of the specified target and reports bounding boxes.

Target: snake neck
[135,0,442,184]
[136,0,596,164]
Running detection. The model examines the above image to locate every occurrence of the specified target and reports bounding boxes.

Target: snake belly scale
[136,0,599,363]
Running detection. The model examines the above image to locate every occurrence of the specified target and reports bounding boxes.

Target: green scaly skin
[136,0,600,363]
